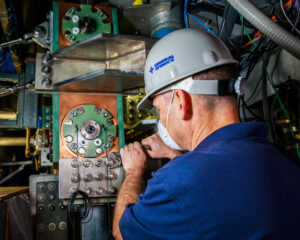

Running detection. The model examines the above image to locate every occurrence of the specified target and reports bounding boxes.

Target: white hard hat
[137,28,238,110]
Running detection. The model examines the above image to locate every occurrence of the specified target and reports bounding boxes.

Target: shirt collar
[195,122,269,151]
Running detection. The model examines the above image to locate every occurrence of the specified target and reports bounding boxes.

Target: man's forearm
[113,169,143,240]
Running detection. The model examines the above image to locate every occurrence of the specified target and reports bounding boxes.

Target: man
[113,29,300,240]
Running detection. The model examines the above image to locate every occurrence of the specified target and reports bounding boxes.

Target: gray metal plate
[59,156,124,199]
[35,33,156,93]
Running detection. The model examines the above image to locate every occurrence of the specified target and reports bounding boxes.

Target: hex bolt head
[64,30,71,36]
[96,147,103,155]
[71,173,80,182]
[78,147,86,155]
[65,119,73,125]
[94,107,101,114]
[95,173,104,181]
[71,160,79,168]
[71,143,78,149]
[104,143,110,149]
[41,66,52,76]
[95,159,103,167]
[77,107,85,114]
[98,10,103,17]
[71,111,77,117]
[108,187,116,195]
[83,174,92,182]
[106,119,113,126]
[83,159,92,168]
[102,112,108,118]
[107,135,114,142]
[96,188,105,195]
[85,188,92,195]
[34,26,46,38]
[66,135,73,143]
[41,78,52,87]
[42,53,52,64]
[70,35,76,41]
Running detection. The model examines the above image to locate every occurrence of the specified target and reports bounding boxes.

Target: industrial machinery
[0,0,300,239]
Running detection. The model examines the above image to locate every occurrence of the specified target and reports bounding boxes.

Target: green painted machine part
[62,105,117,158]
[62,4,111,44]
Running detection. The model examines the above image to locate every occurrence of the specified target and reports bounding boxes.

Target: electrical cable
[206,0,225,6]
[186,12,217,36]
[280,0,300,34]
[241,14,300,160]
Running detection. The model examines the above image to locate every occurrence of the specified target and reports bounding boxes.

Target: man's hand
[142,134,183,159]
[113,142,147,240]
[120,141,147,175]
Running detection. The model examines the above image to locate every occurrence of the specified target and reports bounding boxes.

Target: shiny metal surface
[59,155,124,199]
[35,33,156,93]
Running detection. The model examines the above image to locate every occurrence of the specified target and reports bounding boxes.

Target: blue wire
[206,0,225,6]
[187,12,217,36]
[184,0,189,28]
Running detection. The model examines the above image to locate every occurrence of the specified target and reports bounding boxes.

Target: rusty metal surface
[59,94,119,160]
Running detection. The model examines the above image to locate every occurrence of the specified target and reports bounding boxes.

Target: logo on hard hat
[149,55,174,74]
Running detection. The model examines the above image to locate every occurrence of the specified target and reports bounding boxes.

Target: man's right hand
[142,133,183,159]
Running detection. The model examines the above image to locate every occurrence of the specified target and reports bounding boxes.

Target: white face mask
[157,90,184,151]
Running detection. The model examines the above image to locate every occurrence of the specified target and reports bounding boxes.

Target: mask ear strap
[166,90,175,130]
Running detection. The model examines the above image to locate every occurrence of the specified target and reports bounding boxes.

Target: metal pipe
[227,0,300,59]
[0,160,32,167]
[0,112,17,120]
[0,137,27,146]
[0,165,25,185]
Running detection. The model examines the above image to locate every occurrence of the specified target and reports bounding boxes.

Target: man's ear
[174,90,193,120]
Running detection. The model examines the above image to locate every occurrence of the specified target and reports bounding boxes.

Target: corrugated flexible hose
[227,0,300,59]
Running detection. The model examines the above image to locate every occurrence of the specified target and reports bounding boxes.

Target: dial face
[62,104,117,158]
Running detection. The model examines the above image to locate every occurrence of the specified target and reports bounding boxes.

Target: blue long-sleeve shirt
[120,122,300,240]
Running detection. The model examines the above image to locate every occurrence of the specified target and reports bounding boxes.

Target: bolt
[96,147,103,155]
[64,30,71,36]
[94,107,101,114]
[64,15,71,21]
[78,147,86,155]
[95,173,104,181]
[104,143,110,149]
[34,26,46,38]
[65,119,73,125]
[129,114,134,120]
[107,135,114,142]
[70,35,76,41]
[37,183,46,191]
[59,222,67,230]
[48,223,56,231]
[66,135,73,143]
[102,112,108,118]
[71,143,77,149]
[41,78,52,87]
[77,107,85,114]
[96,188,105,195]
[42,52,52,64]
[37,193,45,202]
[69,8,75,14]
[105,158,113,166]
[129,106,134,111]
[71,160,79,168]
[41,66,52,75]
[128,99,134,104]
[47,182,56,191]
[83,159,92,168]
[71,111,77,117]
[108,172,116,180]
[108,187,116,195]
[95,159,103,167]
[106,119,113,126]
[85,188,92,195]
[71,173,80,182]
[98,10,103,17]
[83,174,92,182]
[138,114,143,119]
